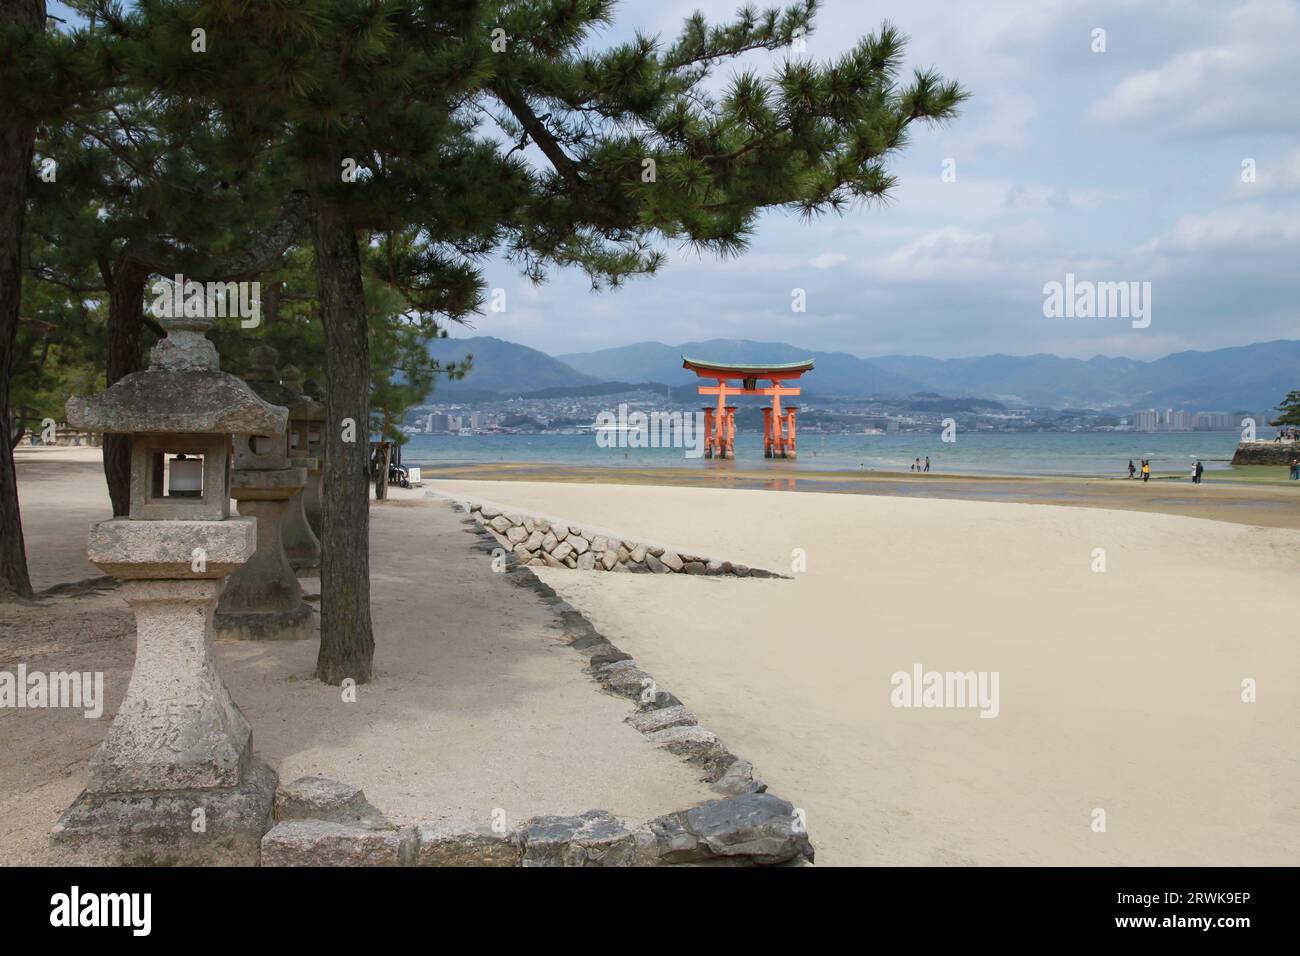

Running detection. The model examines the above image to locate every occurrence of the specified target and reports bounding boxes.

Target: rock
[533,518,550,533]
[551,524,570,540]
[644,553,668,574]
[488,515,512,534]
[645,725,732,775]
[720,561,733,573]
[261,820,417,867]
[649,793,813,865]
[563,555,577,569]
[684,561,706,574]
[504,513,524,526]
[629,544,647,563]
[541,531,559,552]
[576,552,597,571]
[525,530,545,551]
[617,546,630,562]
[591,535,609,552]
[606,538,622,553]
[732,564,750,577]
[710,758,767,797]
[512,545,532,562]
[274,775,390,829]
[590,648,633,668]
[552,541,573,562]
[597,663,656,700]
[479,504,502,519]
[706,560,725,575]
[542,552,565,569]
[660,551,684,572]
[505,525,528,544]
[648,546,665,557]
[528,558,545,567]
[519,810,638,866]
[600,550,618,571]
[626,561,649,574]
[523,517,534,533]
[568,534,590,555]
[414,819,519,866]
[626,705,697,734]
[610,560,629,573]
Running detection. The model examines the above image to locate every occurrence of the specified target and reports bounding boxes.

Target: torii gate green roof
[681,355,815,376]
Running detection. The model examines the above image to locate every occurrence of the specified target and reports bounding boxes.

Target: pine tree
[1271,390,1300,427]
[90,0,965,679]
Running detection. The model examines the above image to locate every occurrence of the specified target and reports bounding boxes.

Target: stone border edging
[255,499,814,867]
[425,489,788,579]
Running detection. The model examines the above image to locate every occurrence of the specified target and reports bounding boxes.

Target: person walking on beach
[1128,459,1136,479]
[924,455,931,473]
[1290,457,1299,480]
[1194,459,1204,484]
[1141,460,1150,482]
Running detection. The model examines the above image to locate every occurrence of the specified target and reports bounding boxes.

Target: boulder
[576,552,597,571]
[261,820,416,867]
[660,551,684,572]
[551,541,573,562]
[541,531,559,552]
[414,819,520,866]
[519,810,638,867]
[648,793,813,865]
[488,515,512,534]
[274,775,390,829]
[505,525,528,544]
[629,544,647,563]
[626,705,697,734]
[644,553,668,574]
[568,535,590,555]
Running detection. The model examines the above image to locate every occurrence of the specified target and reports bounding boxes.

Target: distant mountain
[557,338,927,397]
[870,340,1300,410]
[436,335,1299,412]
[426,336,601,396]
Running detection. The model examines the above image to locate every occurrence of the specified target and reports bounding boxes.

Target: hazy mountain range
[424,336,1300,412]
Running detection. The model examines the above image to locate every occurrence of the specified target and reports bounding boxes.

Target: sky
[452,0,1300,361]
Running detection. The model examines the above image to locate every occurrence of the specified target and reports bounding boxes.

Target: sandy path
[1,453,712,864]
[429,479,1300,866]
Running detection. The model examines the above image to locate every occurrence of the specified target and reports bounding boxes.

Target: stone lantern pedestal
[214,466,313,641]
[281,453,320,573]
[281,365,324,572]
[213,346,313,641]
[51,312,286,866]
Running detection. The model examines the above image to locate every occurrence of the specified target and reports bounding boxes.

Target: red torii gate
[682,356,815,460]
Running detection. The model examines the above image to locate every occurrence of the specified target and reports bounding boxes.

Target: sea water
[402,430,1249,479]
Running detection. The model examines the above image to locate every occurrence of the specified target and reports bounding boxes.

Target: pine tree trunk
[0,0,42,602]
[103,257,150,516]
[308,162,374,685]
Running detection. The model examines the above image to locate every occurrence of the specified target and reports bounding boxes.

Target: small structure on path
[279,364,324,571]
[213,345,313,641]
[682,356,814,460]
[53,313,284,865]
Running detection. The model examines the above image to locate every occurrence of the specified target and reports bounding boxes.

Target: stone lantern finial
[149,313,221,372]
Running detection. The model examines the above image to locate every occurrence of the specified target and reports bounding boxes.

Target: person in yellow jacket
[1141,460,1150,483]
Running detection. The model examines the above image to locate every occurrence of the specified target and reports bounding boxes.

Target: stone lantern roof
[66,315,286,436]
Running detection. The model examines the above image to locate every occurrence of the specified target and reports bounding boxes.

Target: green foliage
[1271,390,1300,426]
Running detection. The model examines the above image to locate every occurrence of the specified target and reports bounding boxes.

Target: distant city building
[1193,411,1234,431]
[1134,409,1159,432]
[1167,409,1191,431]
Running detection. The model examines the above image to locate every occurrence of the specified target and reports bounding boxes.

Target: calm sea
[401,431,1249,479]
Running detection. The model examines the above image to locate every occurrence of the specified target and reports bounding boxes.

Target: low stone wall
[1230,440,1300,465]
[456,498,785,578]
[260,776,811,867]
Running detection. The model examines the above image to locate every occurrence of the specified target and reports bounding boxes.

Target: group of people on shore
[909,456,931,473]
[1273,427,1299,442]
[1127,458,1204,483]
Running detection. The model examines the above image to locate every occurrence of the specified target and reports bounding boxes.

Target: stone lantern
[51,313,285,865]
[279,364,323,571]
[213,345,313,641]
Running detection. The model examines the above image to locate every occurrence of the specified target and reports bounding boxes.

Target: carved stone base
[214,601,314,641]
[50,761,277,866]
